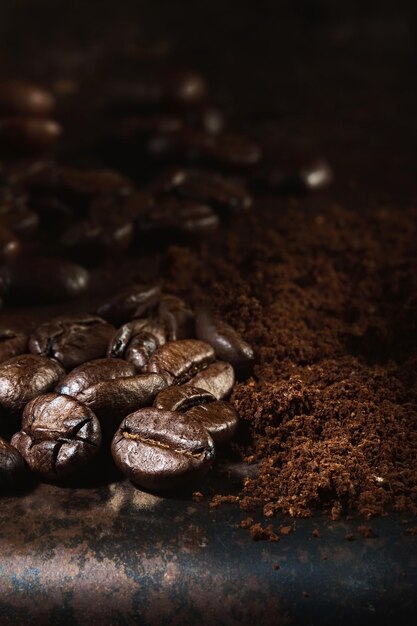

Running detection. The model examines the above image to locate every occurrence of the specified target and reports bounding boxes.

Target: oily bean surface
[0,329,28,363]
[0,80,55,116]
[107,319,166,368]
[195,307,254,371]
[56,358,136,397]
[0,436,26,489]
[153,385,215,412]
[97,284,161,326]
[147,339,215,385]
[111,407,215,490]
[11,393,101,480]
[0,227,21,261]
[186,361,235,400]
[185,401,238,445]
[0,118,62,153]
[29,315,115,369]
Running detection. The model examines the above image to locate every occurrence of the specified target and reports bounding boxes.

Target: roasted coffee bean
[140,197,219,238]
[90,191,152,224]
[97,284,161,326]
[252,157,333,193]
[56,358,136,397]
[158,295,195,340]
[185,401,238,445]
[187,105,225,136]
[77,373,167,438]
[195,307,255,372]
[0,226,20,261]
[11,393,101,480]
[0,329,28,363]
[147,339,214,385]
[0,118,62,154]
[57,167,133,197]
[153,385,215,412]
[1,256,89,302]
[112,114,184,144]
[0,354,64,414]
[0,208,39,235]
[61,218,134,262]
[0,80,55,116]
[29,315,115,370]
[108,319,166,371]
[0,437,26,489]
[149,168,252,212]
[186,361,235,400]
[111,407,215,490]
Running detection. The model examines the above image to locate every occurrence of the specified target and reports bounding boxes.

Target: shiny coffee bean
[158,295,195,340]
[97,284,161,326]
[61,218,134,263]
[77,373,167,438]
[0,329,28,363]
[0,437,26,489]
[0,80,55,116]
[29,315,115,370]
[147,339,214,385]
[149,168,252,211]
[140,197,219,238]
[0,227,20,261]
[112,114,184,144]
[56,358,136,397]
[0,354,64,413]
[0,118,62,154]
[185,401,238,445]
[57,167,133,197]
[153,385,215,412]
[0,208,39,235]
[111,407,215,490]
[108,319,166,371]
[11,393,101,480]
[1,256,89,303]
[195,307,255,372]
[186,361,235,400]
[252,157,333,193]
[186,105,225,136]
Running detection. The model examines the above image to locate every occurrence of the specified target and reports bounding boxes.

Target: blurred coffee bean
[77,373,167,438]
[0,329,28,363]
[153,385,215,412]
[61,217,134,263]
[252,157,333,193]
[186,361,235,400]
[97,283,161,326]
[139,196,219,238]
[56,358,136,397]
[108,319,166,371]
[1,257,89,302]
[149,168,252,212]
[57,167,133,196]
[185,400,239,445]
[29,315,115,369]
[0,354,64,414]
[147,339,215,385]
[195,306,255,372]
[11,393,101,480]
[186,105,225,136]
[0,227,21,261]
[0,208,39,235]
[158,295,195,340]
[0,118,62,154]
[90,191,152,224]
[0,437,26,489]
[111,114,184,144]
[111,407,215,490]
[0,80,55,116]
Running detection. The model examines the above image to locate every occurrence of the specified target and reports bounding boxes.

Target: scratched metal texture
[1,1,417,624]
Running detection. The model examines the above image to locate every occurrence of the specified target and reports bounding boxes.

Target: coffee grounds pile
[161,197,417,519]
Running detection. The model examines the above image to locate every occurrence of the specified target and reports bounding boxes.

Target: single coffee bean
[147,339,214,385]
[149,168,252,212]
[111,407,215,490]
[0,354,64,414]
[0,208,39,235]
[0,118,62,154]
[252,157,333,193]
[186,105,225,136]
[77,373,167,438]
[90,191,152,224]
[195,307,255,372]
[0,329,28,363]
[158,295,195,340]
[1,256,89,302]
[139,197,219,238]
[56,358,136,397]
[185,401,238,445]
[0,226,20,261]
[108,319,166,371]
[57,167,133,196]
[97,284,161,326]
[61,217,134,263]
[29,315,115,370]
[0,436,26,489]
[11,393,101,480]
[112,114,184,144]
[186,361,235,400]
[0,80,55,116]
[153,385,215,412]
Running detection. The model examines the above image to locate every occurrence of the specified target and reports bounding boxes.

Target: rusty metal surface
[1,1,417,624]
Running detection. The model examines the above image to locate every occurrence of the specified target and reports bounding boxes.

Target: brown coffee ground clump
[161,197,417,520]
